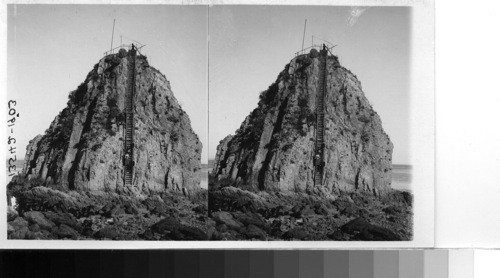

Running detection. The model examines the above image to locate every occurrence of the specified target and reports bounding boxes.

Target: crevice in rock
[257,97,289,190]
[27,139,43,176]
[68,98,98,190]
[355,168,361,190]
[216,138,234,176]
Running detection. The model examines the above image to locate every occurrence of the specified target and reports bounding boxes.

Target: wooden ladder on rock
[124,45,136,186]
[314,45,328,186]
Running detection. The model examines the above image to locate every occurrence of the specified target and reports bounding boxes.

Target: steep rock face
[212,51,392,195]
[21,50,202,196]
[211,135,233,178]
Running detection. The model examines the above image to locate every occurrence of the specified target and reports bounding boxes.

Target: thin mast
[110,19,116,51]
[301,19,307,54]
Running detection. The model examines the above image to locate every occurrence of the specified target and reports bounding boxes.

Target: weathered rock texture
[20,50,202,196]
[212,51,393,195]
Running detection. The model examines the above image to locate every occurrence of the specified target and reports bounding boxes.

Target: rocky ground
[7,180,412,241]
[7,185,208,240]
[208,182,412,241]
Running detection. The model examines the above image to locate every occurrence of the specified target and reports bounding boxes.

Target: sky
[209,6,411,165]
[7,5,208,163]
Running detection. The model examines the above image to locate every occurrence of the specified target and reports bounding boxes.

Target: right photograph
[208,6,415,241]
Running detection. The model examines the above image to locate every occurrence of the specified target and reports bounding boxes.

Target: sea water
[6,159,24,183]
[391,164,412,192]
[201,164,209,189]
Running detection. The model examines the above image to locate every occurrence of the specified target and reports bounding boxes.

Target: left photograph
[6,5,209,240]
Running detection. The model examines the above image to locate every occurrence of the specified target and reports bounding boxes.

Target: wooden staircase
[124,45,136,186]
[314,45,328,186]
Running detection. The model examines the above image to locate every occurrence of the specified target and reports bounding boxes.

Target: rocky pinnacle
[20,48,202,196]
[212,49,393,196]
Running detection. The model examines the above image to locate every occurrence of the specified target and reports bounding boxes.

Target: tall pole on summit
[301,19,307,54]
[110,19,116,52]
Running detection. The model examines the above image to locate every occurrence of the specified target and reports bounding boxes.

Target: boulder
[291,205,315,218]
[217,224,228,233]
[149,217,206,240]
[212,211,243,230]
[231,211,266,228]
[8,217,29,238]
[102,205,126,218]
[335,218,401,241]
[28,230,52,240]
[143,197,170,216]
[314,203,332,216]
[8,217,30,239]
[123,202,141,215]
[169,225,206,241]
[95,226,121,240]
[243,224,267,240]
[54,224,79,239]
[150,217,182,234]
[193,204,208,215]
[43,211,79,229]
[29,224,41,233]
[23,211,55,231]
[7,206,18,222]
[282,227,309,240]
[81,219,95,237]
[10,226,29,239]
